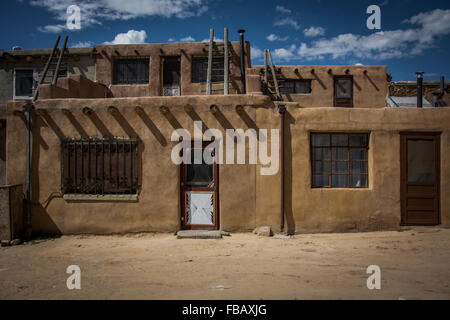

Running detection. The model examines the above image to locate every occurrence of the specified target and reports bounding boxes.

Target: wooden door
[401,132,440,225]
[162,57,181,96]
[180,142,219,230]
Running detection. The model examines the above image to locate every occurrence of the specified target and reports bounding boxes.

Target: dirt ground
[0,227,449,300]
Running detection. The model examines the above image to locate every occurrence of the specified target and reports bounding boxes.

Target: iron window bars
[311,133,369,188]
[61,138,139,195]
[113,57,150,85]
[192,57,225,83]
[279,79,312,94]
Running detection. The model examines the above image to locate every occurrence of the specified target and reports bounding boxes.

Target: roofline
[0,47,94,57]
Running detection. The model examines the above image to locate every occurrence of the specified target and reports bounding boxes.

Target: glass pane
[332,134,348,146]
[186,192,214,225]
[15,70,33,96]
[407,140,435,182]
[332,175,348,187]
[313,175,330,187]
[332,148,347,161]
[350,161,367,173]
[186,149,214,187]
[296,80,312,93]
[350,148,367,160]
[335,78,352,98]
[311,134,330,147]
[350,174,367,187]
[313,148,330,160]
[349,134,368,147]
[313,161,330,174]
[332,161,348,173]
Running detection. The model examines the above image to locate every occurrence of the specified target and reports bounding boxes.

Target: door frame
[400,132,441,225]
[161,56,181,96]
[180,141,220,230]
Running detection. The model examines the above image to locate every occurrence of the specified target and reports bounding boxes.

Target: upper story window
[280,79,312,94]
[334,76,353,107]
[61,138,139,195]
[113,58,149,85]
[192,57,225,83]
[14,69,34,99]
[311,133,369,188]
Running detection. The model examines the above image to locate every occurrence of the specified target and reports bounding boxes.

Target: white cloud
[266,34,289,41]
[274,17,300,30]
[104,30,147,45]
[275,5,291,14]
[180,36,196,42]
[303,26,325,37]
[70,41,94,48]
[201,37,224,42]
[30,0,208,32]
[167,38,176,42]
[251,47,264,60]
[269,9,450,62]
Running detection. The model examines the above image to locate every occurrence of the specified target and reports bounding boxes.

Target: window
[14,69,34,99]
[280,80,312,94]
[113,58,149,84]
[61,138,139,195]
[311,133,369,188]
[192,57,225,83]
[334,76,353,107]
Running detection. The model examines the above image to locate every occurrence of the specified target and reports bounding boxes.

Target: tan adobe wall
[249,65,389,108]
[94,41,251,97]
[5,98,450,235]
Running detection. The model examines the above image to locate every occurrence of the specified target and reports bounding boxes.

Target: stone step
[176,230,227,239]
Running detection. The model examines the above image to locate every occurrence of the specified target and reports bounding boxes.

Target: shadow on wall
[285,111,296,234]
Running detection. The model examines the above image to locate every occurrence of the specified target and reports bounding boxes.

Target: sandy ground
[0,227,449,300]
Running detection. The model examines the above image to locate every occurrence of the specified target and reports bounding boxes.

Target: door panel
[401,133,440,225]
[180,142,219,230]
[162,57,181,96]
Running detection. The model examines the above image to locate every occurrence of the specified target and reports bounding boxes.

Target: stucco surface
[6,95,450,235]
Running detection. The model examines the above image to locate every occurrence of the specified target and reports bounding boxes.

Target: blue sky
[1,0,449,81]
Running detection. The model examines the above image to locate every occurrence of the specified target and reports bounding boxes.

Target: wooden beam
[264,49,268,86]
[267,49,280,100]
[206,28,214,96]
[224,27,229,95]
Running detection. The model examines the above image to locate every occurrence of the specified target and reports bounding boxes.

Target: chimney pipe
[238,29,246,94]
[440,76,445,95]
[416,72,424,108]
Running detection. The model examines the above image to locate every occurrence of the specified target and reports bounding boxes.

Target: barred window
[113,58,149,84]
[61,138,139,195]
[280,80,312,94]
[192,57,225,83]
[311,133,369,188]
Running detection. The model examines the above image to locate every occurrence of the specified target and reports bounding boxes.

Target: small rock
[10,239,22,246]
[274,234,291,239]
[220,231,231,237]
[253,226,273,237]
[1,240,11,247]
[215,285,232,290]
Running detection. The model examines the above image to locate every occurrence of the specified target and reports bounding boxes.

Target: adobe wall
[249,65,389,108]
[6,97,450,235]
[95,41,251,97]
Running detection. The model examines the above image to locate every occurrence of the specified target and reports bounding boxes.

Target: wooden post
[267,49,280,100]
[264,49,268,89]
[224,28,229,95]
[206,28,214,95]
[52,35,68,85]
[33,35,61,101]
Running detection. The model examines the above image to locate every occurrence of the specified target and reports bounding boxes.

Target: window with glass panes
[311,133,369,188]
[280,80,312,94]
[113,58,149,84]
[192,57,225,83]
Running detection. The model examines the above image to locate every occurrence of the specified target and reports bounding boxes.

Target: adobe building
[2,31,450,237]
[0,46,95,185]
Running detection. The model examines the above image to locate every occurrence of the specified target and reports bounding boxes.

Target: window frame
[61,138,140,195]
[13,68,35,100]
[113,57,150,85]
[191,56,226,84]
[333,75,353,107]
[310,133,369,189]
[279,79,312,94]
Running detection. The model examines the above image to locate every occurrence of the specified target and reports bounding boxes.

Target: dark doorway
[180,141,219,230]
[162,57,181,96]
[401,132,440,225]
